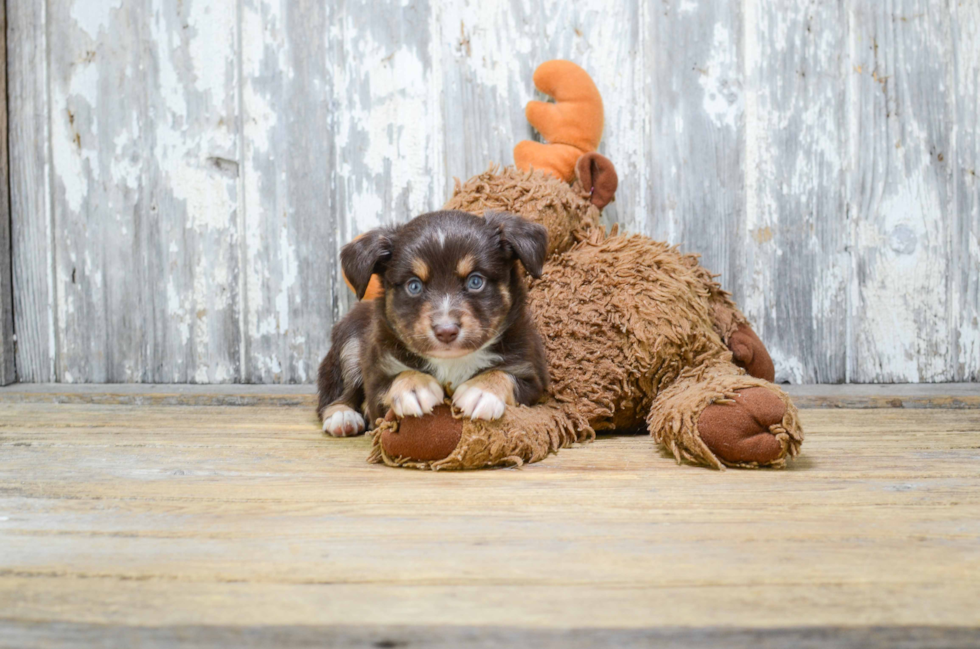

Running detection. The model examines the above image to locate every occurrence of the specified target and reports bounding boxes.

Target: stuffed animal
[354,60,803,470]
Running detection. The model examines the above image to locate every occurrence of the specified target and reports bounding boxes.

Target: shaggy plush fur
[443,166,600,258]
[370,401,591,470]
[370,166,804,470]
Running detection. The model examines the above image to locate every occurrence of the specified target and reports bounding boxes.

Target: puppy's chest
[425,350,502,389]
[382,348,501,390]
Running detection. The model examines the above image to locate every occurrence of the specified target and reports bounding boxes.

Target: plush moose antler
[513,60,604,183]
[513,61,617,209]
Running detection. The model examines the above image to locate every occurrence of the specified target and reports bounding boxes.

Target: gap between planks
[0,383,977,408]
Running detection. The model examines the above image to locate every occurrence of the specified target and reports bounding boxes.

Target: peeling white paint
[70,0,123,39]
[772,349,805,385]
[678,0,698,15]
[698,23,741,130]
[340,38,436,228]
[856,178,949,382]
[186,0,237,99]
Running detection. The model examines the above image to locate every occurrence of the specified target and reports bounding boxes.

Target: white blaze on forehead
[435,228,447,247]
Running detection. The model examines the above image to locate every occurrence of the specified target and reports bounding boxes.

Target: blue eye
[465,273,485,291]
[406,278,423,296]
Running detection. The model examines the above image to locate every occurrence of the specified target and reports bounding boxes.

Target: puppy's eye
[405,278,424,296]
[465,273,485,292]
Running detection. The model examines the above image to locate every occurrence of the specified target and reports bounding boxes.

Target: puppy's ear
[485,211,549,279]
[341,229,393,300]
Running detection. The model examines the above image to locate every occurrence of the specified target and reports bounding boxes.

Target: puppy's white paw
[452,384,507,421]
[321,405,366,437]
[386,371,444,418]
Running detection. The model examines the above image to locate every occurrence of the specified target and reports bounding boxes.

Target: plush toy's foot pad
[728,324,776,383]
[369,401,592,471]
[697,387,792,466]
[379,405,462,463]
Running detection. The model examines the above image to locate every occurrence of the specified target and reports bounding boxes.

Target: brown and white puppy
[317,210,550,437]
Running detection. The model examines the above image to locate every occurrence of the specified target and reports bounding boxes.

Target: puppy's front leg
[452,371,516,421]
[384,371,445,418]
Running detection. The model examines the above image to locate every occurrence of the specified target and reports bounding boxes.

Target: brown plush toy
[358,61,803,471]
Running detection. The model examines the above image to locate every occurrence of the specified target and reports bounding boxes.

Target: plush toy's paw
[385,371,444,417]
[380,405,463,463]
[321,404,366,437]
[728,324,776,383]
[697,387,791,466]
[371,401,591,470]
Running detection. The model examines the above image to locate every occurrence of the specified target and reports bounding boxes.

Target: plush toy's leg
[689,260,776,383]
[369,402,593,470]
[647,364,803,469]
[726,324,775,383]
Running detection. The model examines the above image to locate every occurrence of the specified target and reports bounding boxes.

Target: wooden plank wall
[7,0,979,384]
[0,0,13,385]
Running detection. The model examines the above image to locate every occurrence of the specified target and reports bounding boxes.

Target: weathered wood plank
[8,0,54,382]
[45,0,241,382]
[0,404,978,631]
[2,622,979,649]
[0,0,14,386]
[239,0,342,383]
[140,0,243,383]
[333,4,444,244]
[642,1,745,317]
[846,1,956,382]
[741,0,848,383]
[950,2,980,381]
[46,0,140,382]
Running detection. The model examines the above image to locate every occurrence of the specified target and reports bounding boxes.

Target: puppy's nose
[433,323,460,344]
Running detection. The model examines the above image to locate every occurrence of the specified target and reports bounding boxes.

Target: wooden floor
[1,391,979,647]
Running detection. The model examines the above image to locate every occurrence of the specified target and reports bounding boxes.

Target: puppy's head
[342,210,547,358]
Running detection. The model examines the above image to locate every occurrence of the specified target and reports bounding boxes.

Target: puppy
[317,210,550,437]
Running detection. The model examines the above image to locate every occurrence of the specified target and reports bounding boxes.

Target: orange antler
[513,61,604,182]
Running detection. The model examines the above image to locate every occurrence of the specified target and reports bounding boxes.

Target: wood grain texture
[0,403,979,633]
[643,0,744,296]
[741,0,848,383]
[7,1,980,384]
[44,0,242,383]
[846,1,955,382]
[3,623,979,649]
[0,0,14,386]
[950,3,980,381]
[240,0,342,383]
[8,0,54,382]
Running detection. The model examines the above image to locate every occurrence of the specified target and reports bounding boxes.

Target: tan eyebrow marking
[411,258,430,282]
[456,254,475,278]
